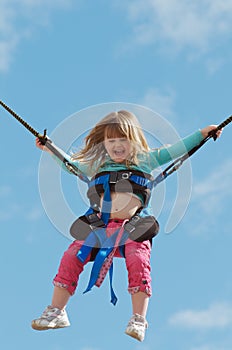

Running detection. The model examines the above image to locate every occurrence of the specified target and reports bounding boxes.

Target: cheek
[104,141,110,153]
[105,144,113,155]
[127,144,132,153]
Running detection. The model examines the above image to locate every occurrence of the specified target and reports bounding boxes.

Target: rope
[1,100,231,186]
[0,100,89,182]
[153,115,232,187]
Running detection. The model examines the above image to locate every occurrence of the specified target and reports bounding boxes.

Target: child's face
[104,137,132,163]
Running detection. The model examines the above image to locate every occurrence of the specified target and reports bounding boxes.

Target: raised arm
[200,125,223,139]
[35,137,90,179]
[148,125,222,169]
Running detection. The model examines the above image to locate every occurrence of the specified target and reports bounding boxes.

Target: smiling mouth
[114,150,125,157]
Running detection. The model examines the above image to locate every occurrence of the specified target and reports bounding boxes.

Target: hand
[200,125,223,139]
[35,137,48,151]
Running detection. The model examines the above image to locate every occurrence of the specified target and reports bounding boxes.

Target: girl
[31,110,222,341]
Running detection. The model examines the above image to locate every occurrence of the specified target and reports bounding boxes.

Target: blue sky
[1,1,232,350]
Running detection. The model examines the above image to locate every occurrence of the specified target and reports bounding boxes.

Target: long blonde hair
[71,110,150,168]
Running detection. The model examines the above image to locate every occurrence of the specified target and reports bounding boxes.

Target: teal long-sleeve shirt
[52,130,204,177]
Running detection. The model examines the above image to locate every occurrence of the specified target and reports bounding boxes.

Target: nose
[113,140,123,147]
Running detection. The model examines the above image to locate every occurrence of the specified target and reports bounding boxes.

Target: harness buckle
[87,213,101,224]
[121,172,132,180]
[124,222,136,233]
[131,215,140,223]
[109,172,132,183]
[124,215,141,233]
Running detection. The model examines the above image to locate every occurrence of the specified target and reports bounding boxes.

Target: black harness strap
[87,170,154,209]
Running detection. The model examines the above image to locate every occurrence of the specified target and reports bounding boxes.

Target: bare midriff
[100,192,142,220]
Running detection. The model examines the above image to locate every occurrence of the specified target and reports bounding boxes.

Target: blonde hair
[71,110,150,168]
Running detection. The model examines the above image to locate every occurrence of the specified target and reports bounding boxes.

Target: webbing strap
[130,174,153,189]
[76,230,99,263]
[77,172,153,304]
[101,175,111,224]
[109,264,117,305]
[88,173,153,190]
[82,228,120,304]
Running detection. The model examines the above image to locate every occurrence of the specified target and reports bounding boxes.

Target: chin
[114,158,125,163]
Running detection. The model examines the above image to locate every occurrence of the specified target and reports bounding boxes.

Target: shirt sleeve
[148,130,204,169]
[50,145,92,176]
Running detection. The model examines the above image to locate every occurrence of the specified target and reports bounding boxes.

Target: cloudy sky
[1,1,232,350]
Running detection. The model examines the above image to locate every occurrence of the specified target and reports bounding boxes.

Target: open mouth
[114,150,125,157]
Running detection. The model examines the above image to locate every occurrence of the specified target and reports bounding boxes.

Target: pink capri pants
[53,220,152,297]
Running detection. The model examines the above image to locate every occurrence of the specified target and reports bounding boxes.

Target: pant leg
[124,239,152,297]
[53,240,91,295]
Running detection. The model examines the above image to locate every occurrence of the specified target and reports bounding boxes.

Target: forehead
[104,123,127,139]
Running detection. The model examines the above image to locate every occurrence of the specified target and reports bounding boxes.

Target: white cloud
[140,87,176,120]
[0,203,21,221]
[192,159,232,215]
[0,201,43,222]
[169,302,232,330]
[0,0,74,72]
[118,0,232,57]
[25,207,43,221]
[206,57,226,75]
[183,158,232,236]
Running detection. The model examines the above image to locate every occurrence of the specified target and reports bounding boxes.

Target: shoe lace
[129,314,148,329]
[41,306,61,319]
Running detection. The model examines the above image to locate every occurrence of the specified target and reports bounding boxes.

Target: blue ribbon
[76,231,99,263]
[109,264,117,305]
[82,228,120,303]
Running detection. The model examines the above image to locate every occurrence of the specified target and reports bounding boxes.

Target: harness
[1,100,231,305]
[70,169,159,305]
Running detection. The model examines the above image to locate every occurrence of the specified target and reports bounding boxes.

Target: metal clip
[121,172,132,180]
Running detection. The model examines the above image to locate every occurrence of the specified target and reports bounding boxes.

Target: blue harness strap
[78,224,128,305]
[88,173,154,191]
[83,228,120,305]
[76,229,100,263]
[109,264,117,305]
[76,170,153,305]
[101,174,111,224]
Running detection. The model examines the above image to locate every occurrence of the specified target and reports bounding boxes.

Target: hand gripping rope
[0,100,89,183]
[0,100,231,186]
[152,115,232,187]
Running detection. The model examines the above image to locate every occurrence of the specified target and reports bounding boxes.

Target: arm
[148,126,221,169]
[35,137,90,178]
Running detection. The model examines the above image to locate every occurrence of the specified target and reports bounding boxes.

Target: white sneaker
[125,313,148,342]
[31,306,70,331]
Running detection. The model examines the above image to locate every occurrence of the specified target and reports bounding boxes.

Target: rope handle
[209,115,232,140]
[1,99,231,186]
[0,100,90,181]
[153,114,232,186]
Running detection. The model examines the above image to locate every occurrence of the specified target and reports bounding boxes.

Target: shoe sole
[125,329,144,342]
[31,322,70,331]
